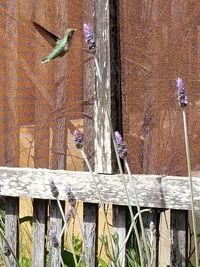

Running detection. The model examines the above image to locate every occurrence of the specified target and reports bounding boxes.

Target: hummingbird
[33,22,77,63]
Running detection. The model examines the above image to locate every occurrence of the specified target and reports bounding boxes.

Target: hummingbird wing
[33,22,60,47]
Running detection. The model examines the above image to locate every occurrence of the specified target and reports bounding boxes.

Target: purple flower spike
[66,185,76,208]
[73,130,83,149]
[176,78,188,108]
[49,178,59,198]
[83,23,96,53]
[114,131,128,159]
[49,227,59,248]
[66,207,75,223]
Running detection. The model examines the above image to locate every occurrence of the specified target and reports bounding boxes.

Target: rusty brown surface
[120,0,200,176]
[0,0,84,169]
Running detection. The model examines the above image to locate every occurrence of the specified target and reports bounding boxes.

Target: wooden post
[4,1,20,266]
[83,1,99,266]
[32,199,47,266]
[112,206,126,266]
[170,210,188,267]
[83,203,98,267]
[94,0,125,266]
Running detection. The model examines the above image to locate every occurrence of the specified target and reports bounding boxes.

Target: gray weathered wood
[93,0,121,174]
[49,200,64,267]
[83,1,98,266]
[170,210,188,267]
[112,205,126,267]
[94,0,125,264]
[32,199,47,267]
[5,197,19,267]
[83,203,98,267]
[1,167,200,210]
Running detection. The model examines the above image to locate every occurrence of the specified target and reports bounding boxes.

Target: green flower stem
[125,159,151,266]
[120,209,150,253]
[80,148,114,254]
[94,57,144,267]
[182,108,198,266]
[56,199,78,267]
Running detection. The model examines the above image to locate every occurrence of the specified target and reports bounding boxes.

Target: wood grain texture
[32,199,47,267]
[83,203,98,267]
[49,200,64,267]
[1,167,200,210]
[5,197,19,267]
[112,205,126,267]
[93,0,121,174]
[170,210,188,267]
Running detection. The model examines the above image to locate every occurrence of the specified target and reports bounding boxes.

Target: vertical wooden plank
[94,0,121,174]
[112,206,126,266]
[83,1,99,266]
[4,1,20,266]
[49,201,64,267]
[5,197,19,267]
[94,0,125,266]
[31,1,54,265]
[170,210,188,267]
[83,203,98,267]
[32,199,47,267]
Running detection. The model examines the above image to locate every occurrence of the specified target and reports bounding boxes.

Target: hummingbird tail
[41,57,49,64]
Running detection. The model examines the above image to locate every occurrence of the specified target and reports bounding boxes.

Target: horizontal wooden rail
[0,166,200,210]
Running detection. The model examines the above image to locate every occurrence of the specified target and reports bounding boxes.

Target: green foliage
[100,233,122,267]
[126,249,141,267]
[19,257,32,267]
[63,234,83,267]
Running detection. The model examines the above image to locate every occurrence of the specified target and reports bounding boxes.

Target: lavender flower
[66,185,76,208]
[3,242,11,257]
[49,178,59,198]
[65,185,76,223]
[66,206,75,223]
[73,130,83,149]
[114,131,128,159]
[176,78,188,107]
[49,227,59,248]
[83,23,96,53]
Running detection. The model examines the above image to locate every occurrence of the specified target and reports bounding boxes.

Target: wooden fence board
[170,210,188,267]
[112,205,126,267]
[5,197,19,267]
[83,203,98,267]
[1,167,200,210]
[32,199,47,267]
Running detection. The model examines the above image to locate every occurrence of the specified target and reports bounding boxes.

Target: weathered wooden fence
[1,0,200,266]
[0,166,198,266]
